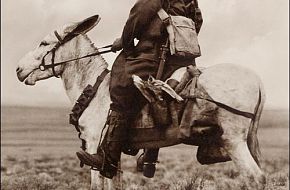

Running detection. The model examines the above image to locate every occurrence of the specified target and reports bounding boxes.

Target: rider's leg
[76,52,155,178]
[76,110,127,179]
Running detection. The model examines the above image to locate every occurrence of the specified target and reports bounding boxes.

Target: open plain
[1,106,289,190]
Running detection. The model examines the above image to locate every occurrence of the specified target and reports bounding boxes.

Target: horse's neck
[60,35,108,103]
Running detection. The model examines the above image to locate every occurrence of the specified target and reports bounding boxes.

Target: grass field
[1,106,289,190]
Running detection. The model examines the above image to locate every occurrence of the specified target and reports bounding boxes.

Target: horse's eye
[39,41,49,47]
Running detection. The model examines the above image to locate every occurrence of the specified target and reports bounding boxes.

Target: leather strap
[182,95,255,119]
[69,69,110,151]
[92,68,110,91]
[54,31,63,43]
[39,29,112,77]
[157,9,176,54]
[157,9,170,23]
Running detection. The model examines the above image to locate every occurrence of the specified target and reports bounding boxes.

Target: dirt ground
[1,106,289,189]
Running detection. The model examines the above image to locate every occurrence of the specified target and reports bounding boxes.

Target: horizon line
[1,103,289,111]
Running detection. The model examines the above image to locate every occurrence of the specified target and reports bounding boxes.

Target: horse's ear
[72,15,100,35]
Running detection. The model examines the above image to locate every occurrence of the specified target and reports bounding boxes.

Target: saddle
[125,65,230,177]
[130,66,221,144]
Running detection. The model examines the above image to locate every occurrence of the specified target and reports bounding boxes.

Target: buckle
[163,17,171,26]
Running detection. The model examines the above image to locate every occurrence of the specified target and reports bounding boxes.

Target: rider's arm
[121,0,162,55]
[185,0,203,34]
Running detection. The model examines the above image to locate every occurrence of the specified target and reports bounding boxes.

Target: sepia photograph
[2,0,289,189]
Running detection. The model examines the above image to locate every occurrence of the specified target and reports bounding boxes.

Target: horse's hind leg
[224,140,265,188]
[219,110,266,189]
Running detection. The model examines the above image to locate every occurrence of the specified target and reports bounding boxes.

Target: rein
[39,30,112,77]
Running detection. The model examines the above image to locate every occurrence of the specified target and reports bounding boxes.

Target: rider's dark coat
[110,0,202,116]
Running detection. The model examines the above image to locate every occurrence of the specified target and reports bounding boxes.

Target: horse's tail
[247,83,265,168]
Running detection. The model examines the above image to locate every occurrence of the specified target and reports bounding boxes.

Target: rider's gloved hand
[111,38,123,53]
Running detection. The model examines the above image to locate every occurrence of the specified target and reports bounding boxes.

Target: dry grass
[1,151,288,190]
[1,106,289,189]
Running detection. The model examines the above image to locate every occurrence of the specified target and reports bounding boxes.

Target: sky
[1,0,289,109]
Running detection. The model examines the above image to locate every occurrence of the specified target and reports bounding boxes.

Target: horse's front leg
[86,138,105,190]
[90,170,104,190]
[108,162,123,190]
[90,166,123,190]
[86,138,122,190]
[91,162,122,190]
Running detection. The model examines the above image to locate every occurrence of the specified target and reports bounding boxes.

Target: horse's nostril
[16,67,22,73]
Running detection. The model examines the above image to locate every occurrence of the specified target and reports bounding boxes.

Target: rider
[76,0,203,178]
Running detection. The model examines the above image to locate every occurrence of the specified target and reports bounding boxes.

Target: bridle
[39,30,112,78]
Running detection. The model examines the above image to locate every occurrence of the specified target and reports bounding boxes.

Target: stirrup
[92,148,121,179]
[99,161,121,179]
[93,163,122,173]
[89,147,119,171]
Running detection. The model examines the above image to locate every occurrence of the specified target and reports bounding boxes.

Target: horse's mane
[82,34,108,67]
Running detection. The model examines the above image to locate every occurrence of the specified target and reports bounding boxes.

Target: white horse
[16,15,266,189]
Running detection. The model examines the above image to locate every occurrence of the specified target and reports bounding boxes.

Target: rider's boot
[76,110,127,179]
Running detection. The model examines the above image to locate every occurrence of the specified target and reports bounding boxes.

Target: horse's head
[16,15,100,85]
